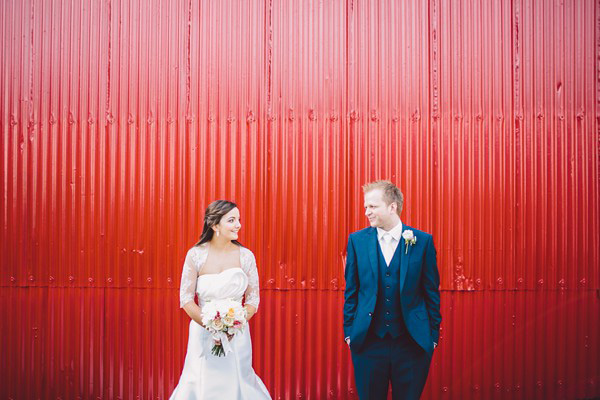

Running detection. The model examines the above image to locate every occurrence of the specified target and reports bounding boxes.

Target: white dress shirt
[377,221,403,266]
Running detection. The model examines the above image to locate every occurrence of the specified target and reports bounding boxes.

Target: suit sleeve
[422,235,442,343]
[343,235,359,338]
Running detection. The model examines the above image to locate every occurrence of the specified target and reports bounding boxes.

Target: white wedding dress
[170,244,271,400]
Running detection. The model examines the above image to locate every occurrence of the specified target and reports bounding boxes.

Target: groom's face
[364,189,396,228]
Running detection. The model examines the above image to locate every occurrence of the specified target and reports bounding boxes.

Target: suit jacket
[343,225,442,355]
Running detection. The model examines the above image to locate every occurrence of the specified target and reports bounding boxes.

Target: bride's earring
[215,230,220,237]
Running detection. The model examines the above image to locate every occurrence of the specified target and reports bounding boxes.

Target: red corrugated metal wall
[1,0,599,399]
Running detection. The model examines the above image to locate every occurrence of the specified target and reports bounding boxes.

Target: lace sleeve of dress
[179,246,206,308]
[241,248,260,309]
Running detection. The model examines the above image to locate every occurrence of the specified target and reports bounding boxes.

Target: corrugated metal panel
[1,0,598,399]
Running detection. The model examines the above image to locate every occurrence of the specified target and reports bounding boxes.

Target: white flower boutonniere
[402,230,417,254]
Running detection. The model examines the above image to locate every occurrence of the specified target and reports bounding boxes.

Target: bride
[170,200,271,399]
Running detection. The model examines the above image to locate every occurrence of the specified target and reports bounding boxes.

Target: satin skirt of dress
[170,320,271,400]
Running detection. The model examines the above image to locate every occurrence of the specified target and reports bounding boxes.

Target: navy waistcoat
[371,241,407,338]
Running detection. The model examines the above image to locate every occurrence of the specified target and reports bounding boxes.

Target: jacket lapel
[399,224,411,292]
[367,228,379,281]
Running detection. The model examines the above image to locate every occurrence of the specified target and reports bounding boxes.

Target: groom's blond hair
[362,180,404,215]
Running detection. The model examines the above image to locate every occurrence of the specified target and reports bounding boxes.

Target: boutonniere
[402,230,417,254]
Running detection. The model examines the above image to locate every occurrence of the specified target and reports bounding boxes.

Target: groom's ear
[389,201,397,214]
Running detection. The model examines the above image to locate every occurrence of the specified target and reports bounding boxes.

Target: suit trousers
[351,331,431,400]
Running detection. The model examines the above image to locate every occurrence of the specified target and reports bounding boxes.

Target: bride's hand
[244,305,257,320]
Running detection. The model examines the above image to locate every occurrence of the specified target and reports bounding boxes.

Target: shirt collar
[377,220,403,242]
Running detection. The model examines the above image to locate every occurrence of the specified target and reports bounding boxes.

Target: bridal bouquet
[201,298,247,357]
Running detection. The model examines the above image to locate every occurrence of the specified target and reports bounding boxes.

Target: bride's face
[214,207,241,241]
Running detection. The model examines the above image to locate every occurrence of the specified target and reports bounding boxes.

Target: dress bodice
[196,267,248,307]
[179,244,261,309]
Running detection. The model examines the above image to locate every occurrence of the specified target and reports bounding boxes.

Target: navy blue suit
[343,225,441,399]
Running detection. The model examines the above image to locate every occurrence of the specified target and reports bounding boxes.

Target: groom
[343,180,441,399]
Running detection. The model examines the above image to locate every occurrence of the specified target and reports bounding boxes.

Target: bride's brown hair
[195,200,243,246]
